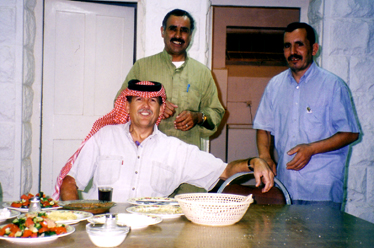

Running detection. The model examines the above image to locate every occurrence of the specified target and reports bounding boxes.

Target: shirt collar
[162,49,189,69]
[124,121,159,141]
[287,61,316,85]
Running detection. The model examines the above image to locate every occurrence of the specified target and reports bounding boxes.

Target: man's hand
[163,100,178,119]
[286,132,359,171]
[174,110,200,131]
[250,158,275,193]
[222,158,274,193]
[286,144,314,170]
[60,175,79,201]
[260,156,277,176]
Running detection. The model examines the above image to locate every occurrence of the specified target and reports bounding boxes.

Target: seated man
[56,80,274,202]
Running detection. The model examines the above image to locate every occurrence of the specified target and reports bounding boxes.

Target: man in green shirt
[116,9,225,195]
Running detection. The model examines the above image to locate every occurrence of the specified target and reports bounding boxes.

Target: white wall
[136,0,211,64]
[309,0,374,223]
[0,0,28,201]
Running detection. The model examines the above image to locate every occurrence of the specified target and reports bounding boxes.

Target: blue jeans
[292,200,342,210]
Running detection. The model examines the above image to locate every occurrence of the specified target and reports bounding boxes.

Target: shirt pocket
[302,105,327,141]
[94,155,123,186]
[181,85,201,111]
[150,161,176,195]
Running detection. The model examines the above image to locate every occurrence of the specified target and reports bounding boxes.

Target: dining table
[1,202,374,247]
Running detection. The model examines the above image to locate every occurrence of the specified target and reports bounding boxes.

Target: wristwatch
[200,112,207,125]
[247,157,255,171]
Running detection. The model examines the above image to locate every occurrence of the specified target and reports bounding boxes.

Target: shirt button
[132,187,135,191]
[137,156,140,159]
[296,86,299,89]
[135,171,138,174]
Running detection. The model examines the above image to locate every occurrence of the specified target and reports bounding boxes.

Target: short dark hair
[126,96,163,105]
[162,9,195,33]
[284,22,316,47]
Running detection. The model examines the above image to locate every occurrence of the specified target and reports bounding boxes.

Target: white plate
[88,213,162,229]
[0,210,21,223]
[126,205,184,219]
[45,210,93,225]
[127,197,179,206]
[3,202,62,213]
[0,225,75,244]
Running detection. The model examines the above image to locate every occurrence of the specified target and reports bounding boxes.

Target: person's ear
[312,43,319,56]
[161,26,165,38]
[125,100,130,113]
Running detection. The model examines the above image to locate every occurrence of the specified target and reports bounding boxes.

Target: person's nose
[175,28,181,38]
[290,45,297,55]
[143,99,151,109]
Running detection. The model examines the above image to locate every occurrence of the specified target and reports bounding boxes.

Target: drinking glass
[98,187,113,202]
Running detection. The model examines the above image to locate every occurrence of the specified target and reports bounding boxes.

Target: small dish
[0,209,20,223]
[86,214,129,247]
[46,210,93,225]
[127,197,178,206]
[3,202,62,213]
[88,213,162,229]
[126,205,183,219]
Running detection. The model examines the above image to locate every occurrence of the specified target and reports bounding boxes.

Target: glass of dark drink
[98,187,113,202]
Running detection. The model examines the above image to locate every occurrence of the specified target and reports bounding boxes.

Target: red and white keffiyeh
[52,80,166,200]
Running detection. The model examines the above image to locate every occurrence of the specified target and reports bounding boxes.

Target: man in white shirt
[59,80,274,202]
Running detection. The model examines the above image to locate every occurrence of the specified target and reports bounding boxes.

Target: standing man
[116,9,225,195]
[253,22,360,209]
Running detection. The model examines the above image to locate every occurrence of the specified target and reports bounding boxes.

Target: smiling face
[161,15,192,61]
[126,96,162,130]
[283,28,319,79]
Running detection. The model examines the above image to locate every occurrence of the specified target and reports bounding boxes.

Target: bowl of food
[86,214,129,247]
[175,193,253,226]
[60,200,115,214]
[6,192,61,212]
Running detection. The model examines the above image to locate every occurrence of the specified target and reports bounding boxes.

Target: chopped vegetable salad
[10,192,58,209]
[0,212,67,238]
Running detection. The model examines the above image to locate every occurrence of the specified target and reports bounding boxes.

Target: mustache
[138,109,153,115]
[170,37,185,44]
[288,54,302,61]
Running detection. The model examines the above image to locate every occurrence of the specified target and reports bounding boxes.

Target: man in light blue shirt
[253,22,360,209]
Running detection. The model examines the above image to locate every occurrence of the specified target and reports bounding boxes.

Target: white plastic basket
[175,193,253,226]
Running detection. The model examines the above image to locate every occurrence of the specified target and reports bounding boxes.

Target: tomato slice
[20,194,28,200]
[1,224,21,234]
[40,220,49,228]
[25,217,34,228]
[21,200,30,207]
[38,227,48,234]
[11,202,22,208]
[50,226,67,235]
[22,230,33,238]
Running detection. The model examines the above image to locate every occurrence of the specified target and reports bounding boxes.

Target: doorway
[210,6,300,162]
[41,0,136,196]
